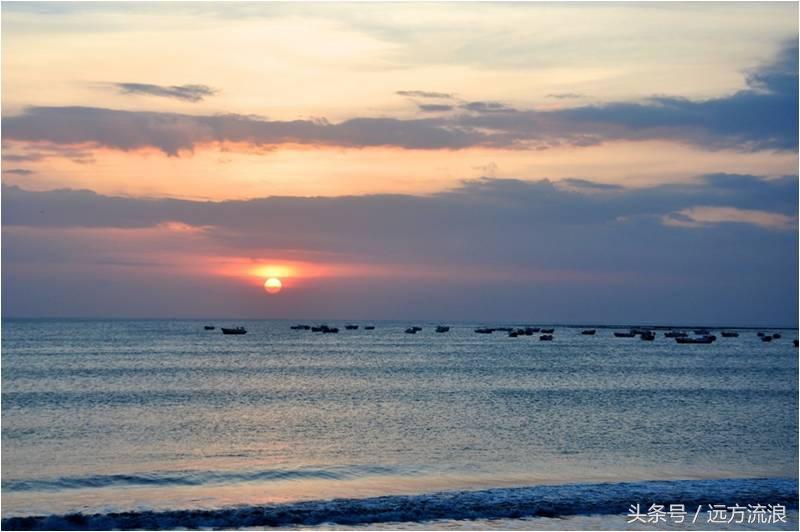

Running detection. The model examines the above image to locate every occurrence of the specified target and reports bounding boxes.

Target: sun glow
[264,277,282,294]
[251,264,294,279]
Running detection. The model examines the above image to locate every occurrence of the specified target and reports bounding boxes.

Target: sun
[264,277,282,294]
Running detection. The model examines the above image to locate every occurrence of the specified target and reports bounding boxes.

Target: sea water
[2,319,797,529]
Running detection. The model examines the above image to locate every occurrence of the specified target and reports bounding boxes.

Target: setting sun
[264,277,282,294]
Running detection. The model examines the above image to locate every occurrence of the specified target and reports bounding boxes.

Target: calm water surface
[2,319,797,528]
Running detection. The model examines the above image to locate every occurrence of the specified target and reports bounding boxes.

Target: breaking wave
[2,477,796,530]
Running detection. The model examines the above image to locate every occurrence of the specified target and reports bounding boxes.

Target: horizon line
[1,316,797,331]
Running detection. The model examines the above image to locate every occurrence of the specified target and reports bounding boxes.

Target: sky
[1,1,798,325]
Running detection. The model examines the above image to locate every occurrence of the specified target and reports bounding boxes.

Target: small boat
[435,326,450,333]
[664,331,687,338]
[474,328,493,334]
[496,327,513,332]
[540,328,555,334]
[761,335,772,342]
[720,331,738,337]
[405,327,417,334]
[794,339,798,347]
[693,329,710,335]
[640,332,655,341]
[364,326,375,330]
[676,335,714,344]
[539,334,553,341]
[311,326,324,332]
[772,333,781,339]
[290,324,310,330]
[345,325,359,330]
[204,325,215,330]
[630,328,650,335]
[581,329,596,335]
[614,332,635,338]
[508,331,519,337]
[221,326,247,335]
[757,332,766,337]
[525,327,539,334]
[323,327,339,333]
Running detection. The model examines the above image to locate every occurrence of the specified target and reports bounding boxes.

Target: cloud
[2,168,34,175]
[396,90,454,99]
[663,206,797,231]
[1,144,95,164]
[2,108,487,155]
[2,43,797,155]
[112,83,218,102]
[551,41,799,151]
[558,178,623,191]
[3,173,796,322]
[461,101,516,113]
[3,173,795,235]
[417,103,454,112]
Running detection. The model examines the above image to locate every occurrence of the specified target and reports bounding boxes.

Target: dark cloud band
[2,44,796,154]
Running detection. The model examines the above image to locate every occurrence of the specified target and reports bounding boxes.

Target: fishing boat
[221,326,247,335]
[364,325,376,330]
[204,325,215,330]
[474,328,493,334]
[290,324,310,330]
[539,334,553,341]
[675,336,714,344]
[345,325,359,330]
[581,329,596,335]
[664,331,687,338]
[720,331,738,337]
[540,328,555,334]
[640,332,655,341]
[435,326,450,333]
[693,329,710,335]
[761,335,772,342]
[323,327,339,333]
[405,327,417,334]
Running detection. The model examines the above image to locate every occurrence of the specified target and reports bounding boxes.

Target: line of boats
[610,328,791,344]
[204,324,798,345]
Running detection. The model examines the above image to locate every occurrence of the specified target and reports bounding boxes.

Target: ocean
[2,319,797,530]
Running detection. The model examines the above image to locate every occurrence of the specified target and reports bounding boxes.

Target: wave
[3,464,416,492]
[2,477,796,530]
[5,387,794,410]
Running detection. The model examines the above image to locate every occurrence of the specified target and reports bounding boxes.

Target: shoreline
[4,477,797,530]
